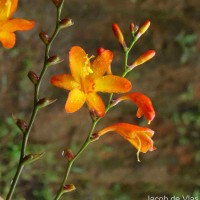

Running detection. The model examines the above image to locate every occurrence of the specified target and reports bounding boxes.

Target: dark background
[0,0,200,199]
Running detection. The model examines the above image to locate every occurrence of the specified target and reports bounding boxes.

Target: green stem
[54,29,138,200]
[6,2,65,200]
[54,120,98,200]
[54,94,117,200]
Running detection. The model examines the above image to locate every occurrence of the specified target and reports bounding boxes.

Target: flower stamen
[136,135,141,162]
[83,55,94,76]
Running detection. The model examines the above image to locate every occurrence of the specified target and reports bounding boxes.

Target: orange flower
[51,46,132,117]
[0,0,34,48]
[113,92,155,124]
[97,123,155,161]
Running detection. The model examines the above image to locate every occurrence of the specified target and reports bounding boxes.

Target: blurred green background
[0,0,200,199]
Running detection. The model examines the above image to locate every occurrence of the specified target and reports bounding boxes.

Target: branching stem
[54,34,137,200]
[6,1,65,199]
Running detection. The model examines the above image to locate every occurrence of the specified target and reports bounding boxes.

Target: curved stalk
[6,1,65,200]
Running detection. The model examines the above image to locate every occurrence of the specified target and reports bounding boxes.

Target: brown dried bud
[12,115,27,133]
[23,152,45,165]
[16,119,28,133]
[52,0,62,7]
[62,149,75,161]
[39,31,50,45]
[28,71,39,85]
[47,55,63,66]
[130,23,135,33]
[37,98,57,109]
[90,133,99,142]
[59,18,74,29]
[63,184,76,193]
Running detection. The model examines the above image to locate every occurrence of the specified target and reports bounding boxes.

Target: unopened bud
[135,20,151,40]
[52,0,62,7]
[17,119,28,133]
[90,133,99,142]
[131,50,156,68]
[112,24,127,50]
[62,149,75,161]
[13,115,28,133]
[23,152,45,165]
[97,47,105,55]
[39,31,50,45]
[47,55,63,66]
[59,18,74,29]
[28,71,39,85]
[63,184,76,193]
[130,23,135,33]
[37,98,57,109]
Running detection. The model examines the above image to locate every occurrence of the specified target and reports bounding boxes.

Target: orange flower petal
[94,75,131,93]
[2,19,34,32]
[91,50,113,78]
[8,0,18,18]
[86,93,105,117]
[127,92,155,123]
[69,46,88,81]
[97,123,155,153]
[0,0,18,20]
[115,92,155,123]
[0,31,15,48]
[51,74,80,90]
[65,89,86,113]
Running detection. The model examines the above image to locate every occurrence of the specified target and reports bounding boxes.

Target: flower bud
[37,98,57,109]
[112,24,127,50]
[12,115,27,133]
[130,23,135,33]
[135,20,151,40]
[62,149,75,161]
[97,47,105,55]
[17,119,28,133]
[59,18,74,29]
[63,184,76,193]
[131,50,156,68]
[23,152,45,165]
[47,55,63,66]
[52,0,62,7]
[28,71,39,85]
[39,31,50,45]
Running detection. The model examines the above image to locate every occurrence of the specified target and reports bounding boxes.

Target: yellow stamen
[136,135,141,162]
[83,55,94,76]
[6,0,11,17]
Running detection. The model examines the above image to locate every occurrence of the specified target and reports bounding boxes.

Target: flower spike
[0,0,34,48]
[96,123,155,161]
[113,92,155,124]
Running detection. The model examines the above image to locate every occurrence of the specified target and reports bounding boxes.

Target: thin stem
[54,29,138,200]
[6,2,65,200]
[54,120,98,200]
